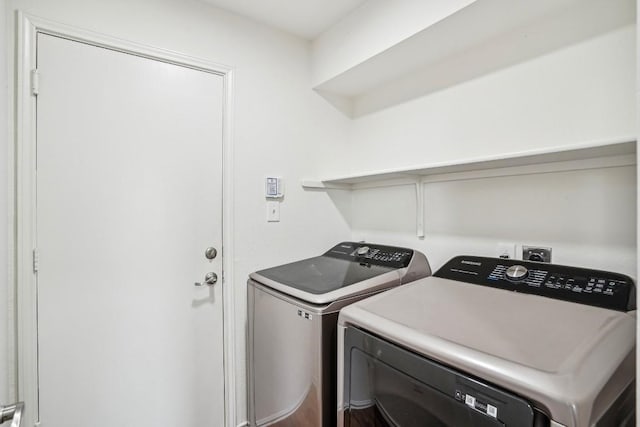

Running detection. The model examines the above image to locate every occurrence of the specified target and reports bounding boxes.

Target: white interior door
[35,33,225,426]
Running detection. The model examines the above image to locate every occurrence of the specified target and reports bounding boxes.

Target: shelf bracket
[415,179,424,238]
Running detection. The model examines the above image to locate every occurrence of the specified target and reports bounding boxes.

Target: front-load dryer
[248,241,431,427]
[338,255,636,427]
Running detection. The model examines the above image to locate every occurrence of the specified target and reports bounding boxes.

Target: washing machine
[338,255,636,427]
[247,241,431,427]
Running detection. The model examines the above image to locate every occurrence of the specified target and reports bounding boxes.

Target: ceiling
[200,0,367,39]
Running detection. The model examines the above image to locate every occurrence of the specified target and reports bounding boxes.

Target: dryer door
[341,327,537,427]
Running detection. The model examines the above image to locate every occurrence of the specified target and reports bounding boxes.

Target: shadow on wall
[305,188,354,230]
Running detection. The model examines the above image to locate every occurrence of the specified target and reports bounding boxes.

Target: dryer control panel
[434,256,636,312]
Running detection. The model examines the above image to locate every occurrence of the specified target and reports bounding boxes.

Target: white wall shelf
[302,137,637,237]
[313,0,634,117]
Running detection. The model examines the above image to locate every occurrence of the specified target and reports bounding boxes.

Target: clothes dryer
[338,256,636,427]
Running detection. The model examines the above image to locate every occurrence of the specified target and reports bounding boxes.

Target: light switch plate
[267,201,280,222]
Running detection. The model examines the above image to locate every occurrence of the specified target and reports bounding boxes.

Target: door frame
[11,12,238,427]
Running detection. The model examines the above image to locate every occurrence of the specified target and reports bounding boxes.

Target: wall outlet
[496,242,516,259]
[522,246,552,263]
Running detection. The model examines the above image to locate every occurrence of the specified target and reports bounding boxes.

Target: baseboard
[237,422,249,427]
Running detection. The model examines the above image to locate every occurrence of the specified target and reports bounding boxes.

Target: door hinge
[33,248,39,273]
[31,69,39,96]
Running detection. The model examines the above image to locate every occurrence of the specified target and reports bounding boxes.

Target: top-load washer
[338,255,636,427]
[248,241,431,427]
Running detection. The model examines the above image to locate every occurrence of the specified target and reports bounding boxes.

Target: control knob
[356,246,370,256]
[505,265,528,281]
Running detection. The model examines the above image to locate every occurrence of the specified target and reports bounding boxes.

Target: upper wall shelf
[313,0,635,117]
[302,138,637,190]
[302,137,636,238]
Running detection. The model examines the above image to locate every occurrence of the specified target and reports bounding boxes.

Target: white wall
[0,0,9,407]
[311,0,475,86]
[351,166,636,275]
[1,0,352,423]
[343,24,637,276]
[347,26,636,171]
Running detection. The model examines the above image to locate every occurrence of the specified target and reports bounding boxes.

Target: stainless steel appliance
[338,256,636,427]
[248,242,431,427]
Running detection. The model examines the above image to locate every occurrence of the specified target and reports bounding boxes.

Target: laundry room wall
[310,0,476,86]
[0,0,352,423]
[343,21,637,276]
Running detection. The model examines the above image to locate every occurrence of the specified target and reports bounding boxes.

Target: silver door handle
[195,272,218,287]
[0,402,24,427]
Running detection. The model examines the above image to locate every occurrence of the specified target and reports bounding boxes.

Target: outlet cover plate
[522,246,552,263]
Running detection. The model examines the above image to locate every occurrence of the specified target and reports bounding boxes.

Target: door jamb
[11,12,237,427]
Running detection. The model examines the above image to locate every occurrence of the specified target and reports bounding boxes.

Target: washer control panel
[435,256,636,312]
[324,242,414,268]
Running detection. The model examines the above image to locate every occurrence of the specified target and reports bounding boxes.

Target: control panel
[324,242,414,268]
[435,256,636,312]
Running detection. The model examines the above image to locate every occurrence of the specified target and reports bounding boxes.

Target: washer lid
[250,242,424,305]
[250,256,402,305]
[253,256,394,294]
[338,276,636,427]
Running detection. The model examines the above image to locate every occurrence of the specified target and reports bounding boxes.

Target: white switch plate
[267,201,280,222]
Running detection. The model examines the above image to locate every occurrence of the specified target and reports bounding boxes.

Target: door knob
[205,247,217,260]
[195,272,218,287]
